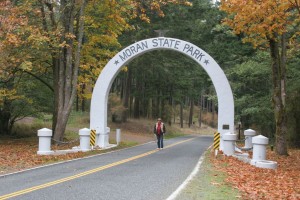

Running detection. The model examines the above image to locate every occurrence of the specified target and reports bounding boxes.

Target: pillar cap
[223,132,237,141]
[79,128,91,136]
[37,128,52,137]
[244,129,256,136]
[252,135,269,145]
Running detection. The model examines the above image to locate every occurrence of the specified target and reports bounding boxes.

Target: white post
[250,135,268,165]
[244,129,256,149]
[37,128,54,155]
[105,127,110,147]
[79,128,91,152]
[116,129,121,145]
[222,132,237,156]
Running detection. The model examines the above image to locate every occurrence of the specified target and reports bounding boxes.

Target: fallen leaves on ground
[212,149,300,200]
[0,139,84,175]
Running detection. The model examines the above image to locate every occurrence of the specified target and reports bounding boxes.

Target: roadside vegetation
[176,150,241,200]
[177,147,300,200]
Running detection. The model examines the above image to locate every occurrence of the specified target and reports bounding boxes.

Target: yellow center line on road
[0,137,196,200]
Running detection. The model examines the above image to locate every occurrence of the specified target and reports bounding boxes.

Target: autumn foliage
[212,149,300,199]
[220,0,299,47]
[0,0,192,139]
[0,139,84,175]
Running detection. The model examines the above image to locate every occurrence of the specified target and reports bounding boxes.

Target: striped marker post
[90,129,96,148]
[214,132,220,157]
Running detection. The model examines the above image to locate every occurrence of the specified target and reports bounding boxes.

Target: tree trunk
[155,95,159,118]
[52,0,87,141]
[212,101,215,127]
[133,75,142,118]
[122,69,131,121]
[294,110,300,147]
[76,94,79,112]
[172,99,176,124]
[188,98,194,127]
[269,36,288,155]
[148,98,152,119]
[0,100,11,135]
[180,102,183,128]
[198,95,202,128]
[81,84,85,112]
[133,97,140,118]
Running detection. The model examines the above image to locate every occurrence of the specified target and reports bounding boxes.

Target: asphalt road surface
[0,135,213,200]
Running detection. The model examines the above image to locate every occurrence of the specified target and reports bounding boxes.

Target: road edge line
[166,144,213,200]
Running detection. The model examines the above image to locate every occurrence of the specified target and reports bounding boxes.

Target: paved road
[0,135,212,200]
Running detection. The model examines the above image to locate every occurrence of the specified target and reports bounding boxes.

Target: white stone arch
[90,37,234,149]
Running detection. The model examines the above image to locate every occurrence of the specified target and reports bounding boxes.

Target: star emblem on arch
[114,60,119,65]
[204,60,209,65]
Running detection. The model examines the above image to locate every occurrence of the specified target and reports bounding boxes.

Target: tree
[220,0,300,155]
[228,51,274,138]
[0,1,52,135]
[286,50,300,147]
[1,0,192,140]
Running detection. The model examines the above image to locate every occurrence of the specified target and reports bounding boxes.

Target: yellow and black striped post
[90,129,96,147]
[214,132,220,150]
[214,132,220,157]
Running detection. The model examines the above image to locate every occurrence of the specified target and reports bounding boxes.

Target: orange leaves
[5,33,21,45]
[220,0,295,47]
[0,2,29,48]
[128,0,191,22]
[0,139,84,175]
[212,149,300,199]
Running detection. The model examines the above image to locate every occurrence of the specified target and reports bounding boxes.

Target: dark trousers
[156,134,164,148]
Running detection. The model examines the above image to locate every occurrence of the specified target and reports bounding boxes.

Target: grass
[164,132,186,139]
[67,111,90,128]
[11,122,46,138]
[175,150,241,200]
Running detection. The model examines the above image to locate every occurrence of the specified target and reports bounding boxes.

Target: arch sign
[90,37,234,150]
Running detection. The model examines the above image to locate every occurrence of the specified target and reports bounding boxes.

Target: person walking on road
[154,118,166,149]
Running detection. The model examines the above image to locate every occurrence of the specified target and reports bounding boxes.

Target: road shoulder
[172,148,241,200]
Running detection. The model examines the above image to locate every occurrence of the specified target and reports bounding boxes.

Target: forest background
[0,0,300,156]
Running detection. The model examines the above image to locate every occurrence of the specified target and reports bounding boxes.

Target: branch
[23,70,54,92]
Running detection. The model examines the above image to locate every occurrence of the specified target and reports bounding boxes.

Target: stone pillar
[244,129,256,149]
[222,132,237,156]
[79,128,91,152]
[37,128,54,155]
[250,135,268,165]
[116,129,121,145]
